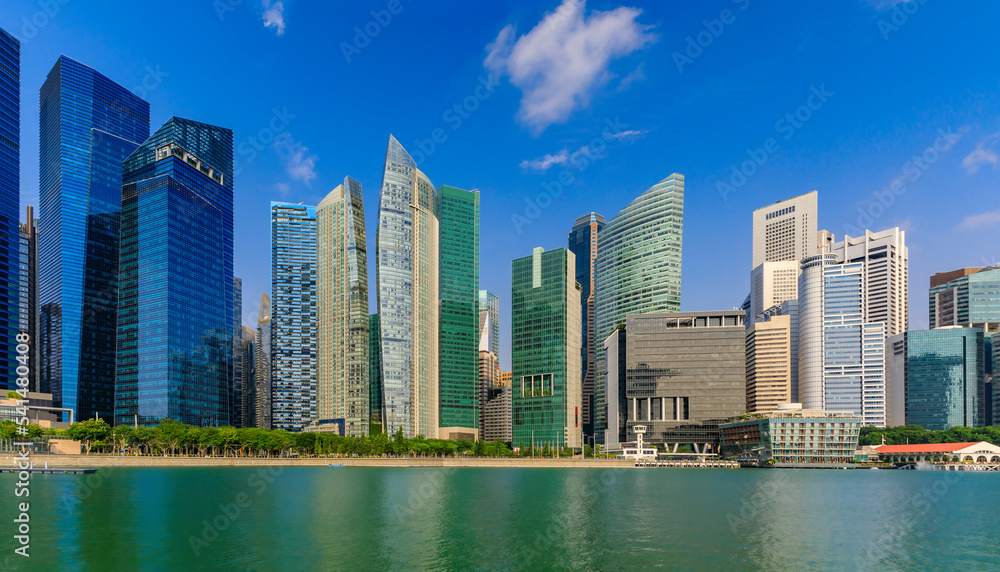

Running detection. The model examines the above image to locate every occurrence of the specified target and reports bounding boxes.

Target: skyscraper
[241,325,256,428]
[317,177,369,437]
[0,29,18,390]
[232,277,243,427]
[568,212,605,444]
[437,185,479,439]
[115,117,232,427]
[593,174,684,443]
[376,135,439,438]
[511,247,581,450]
[478,290,499,357]
[255,294,272,429]
[746,314,792,413]
[798,253,837,410]
[831,228,908,337]
[18,207,39,393]
[929,266,1000,330]
[751,191,818,268]
[369,313,383,430]
[271,202,318,432]
[39,56,150,418]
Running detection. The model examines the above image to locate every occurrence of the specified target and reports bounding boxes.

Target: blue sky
[5,0,1000,370]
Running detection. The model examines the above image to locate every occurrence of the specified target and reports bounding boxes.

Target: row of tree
[858,425,1000,447]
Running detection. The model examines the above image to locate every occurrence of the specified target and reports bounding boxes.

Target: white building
[831,228,908,337]
[752,191,818,268]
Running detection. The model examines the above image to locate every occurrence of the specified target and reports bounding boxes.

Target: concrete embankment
[0,454,634,469]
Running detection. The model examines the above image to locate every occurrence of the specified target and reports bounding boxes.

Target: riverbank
[0,454,634,469]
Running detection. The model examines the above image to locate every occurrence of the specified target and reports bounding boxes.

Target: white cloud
[520,149,570,171]
[958,209,1000,231]
[605,128,649,141]
[616,63,645,92]
[962,132,1000,174]
[485,0,656,133]
[262,0,286,36]
[273,133,317,186]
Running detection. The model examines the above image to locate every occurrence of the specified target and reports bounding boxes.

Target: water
[2,466,999,570]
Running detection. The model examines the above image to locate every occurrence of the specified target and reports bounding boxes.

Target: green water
[1,466,998,570]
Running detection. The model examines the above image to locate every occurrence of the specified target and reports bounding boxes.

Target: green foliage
[5,391,21,399]
[859,425,1000,447]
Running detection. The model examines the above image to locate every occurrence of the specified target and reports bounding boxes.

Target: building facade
[720,406,862,465]
[232,277,243,428]
[0,29,18,390]
[437,185,480,439]
[369,313,383,430]
[317,177,369,437]
[40,56,150,419]
[746,314,792,413]
[594,174,684,443]
[568,212,605,444]
[270,202,318,432]
[376,135,439,438]
[929,266,1000,330]
[748,260,799,326]
[241,325,255,428]
[255,294,272,429]
[603,327,627,451]
[751,191,818,269]
[115,117,232,427]
[478,290,500,357]
[18,207,39,393]
[798,253,837,410]
[511,247,581,450]
[831,228,908,337]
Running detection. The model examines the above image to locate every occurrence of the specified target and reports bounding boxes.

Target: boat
[328,464,344,468]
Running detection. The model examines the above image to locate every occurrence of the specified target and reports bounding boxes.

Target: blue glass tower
[270,202,317,432]
[0,29,19,390]
[115,117,233,427]
[39,56,150,418]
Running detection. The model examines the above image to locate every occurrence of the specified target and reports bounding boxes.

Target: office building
[369,313,382,430]
[594,174,684,443]
[886,328,986,430]
[748,260,799,325]
[798,253,836,410]
[376,135,439,438]
[40,56,150,419]
[0,29,18,390]
[831,228,908,337]
[241,325,255,428]
[270,202,318,432]
[929,266,1000,330]
[746,314,792,413]
[18,208,39,392]
[478,290,500,357]
[437,185,480,440]
[115,117,232,427]
[568,212,605,443]
[720,404,861,465]
[621,311,745,453]
[232,277,243,428]
[603,326,626,451]
[317,177,369,437]
[751,191,818,268]
[511,247,581,450]
[255,294,272,429]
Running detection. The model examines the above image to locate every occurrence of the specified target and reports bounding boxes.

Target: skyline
[4,1,1000,370]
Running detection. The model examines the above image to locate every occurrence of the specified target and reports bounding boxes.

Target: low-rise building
[719,404,861,465]
[873,442,1000,464]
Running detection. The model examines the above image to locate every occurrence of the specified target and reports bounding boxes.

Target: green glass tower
[593,174,684,444]
[511,247,581,450]
[369,313,383,431]
[437,186,480,439]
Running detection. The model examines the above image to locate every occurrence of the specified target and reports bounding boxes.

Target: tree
[67,418,112,455]
[153,419,187,457]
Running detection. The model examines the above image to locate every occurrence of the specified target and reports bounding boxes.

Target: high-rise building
[594,174,684,443]
[603,326,627,451]
[751,191,818,268]
[929,266,1000,330]
[478,290,500,357]
[798,253,837,410]
[18,207,39,393]
[568,212,605,444]
[232,277,243,428]
[270,202,318,432]
[317,177,369,437]
[746,314,792,413]
[621,311,746,452]
[437,185,480,440]
[0,29,18,391]
[511,247,581,450]
[369,313,383,430]
[376,135,439,439]
[39,56,150,419]
[887,328,986,430]
[748,260,799,325]
[831,228,908,337]
[255,294,272,429]
[114,117,232,427]
[241,325,255,428]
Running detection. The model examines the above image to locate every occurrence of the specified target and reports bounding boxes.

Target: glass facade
[241,325,255,428]
[369,313,383,429]
[568,212,605,443]
[929,266,1000,329]
[39,56,150,416]
[437,186,480,433]
[18,208,39,393]
[271,202,317,432]
[905,328,985,430]
[511,247,581,449]
[720,414,862,464]
[317,177,369,437]
[0,29,18,390]
[593,174,684,443]
[232,277,243,427]
[478,290,500,357]
[376,135,439,438]
[115,117,233,427]
[254,294,272,429]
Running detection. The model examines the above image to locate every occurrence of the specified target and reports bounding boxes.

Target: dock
[0,466,96,474]
[635,459,740,469]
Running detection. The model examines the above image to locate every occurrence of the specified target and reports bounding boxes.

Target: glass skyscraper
[255,294,272,429]
[369,313,383,430]
[114,117,232,427]
[317,177,369,437]
[40,56,150,419]
[898,328,986,430]
[271,202,318,432]
[437,185,480,438]
[376,135,439,438]
[232,277,243,427]
[511,247,581,450]
[19,208,39,393]
[593,174,684,444]
[929,266,1000,329]
[0,28,19,390]
[568,212,605,443]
